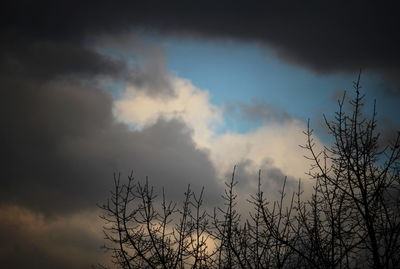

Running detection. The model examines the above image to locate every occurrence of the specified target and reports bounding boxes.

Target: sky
[1,1,400,268]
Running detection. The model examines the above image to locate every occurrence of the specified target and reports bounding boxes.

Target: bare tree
[263,74,400,269]
[98,172,210,269]
[99,74,400,269]
[300,73,400,268]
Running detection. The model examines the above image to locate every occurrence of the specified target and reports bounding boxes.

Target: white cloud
[208,121,316,180]
[114,76,223,149]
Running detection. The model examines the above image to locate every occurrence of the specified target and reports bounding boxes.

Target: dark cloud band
[2,1,399,78]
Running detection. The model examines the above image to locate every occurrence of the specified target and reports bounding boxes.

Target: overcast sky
[1,1,400,268]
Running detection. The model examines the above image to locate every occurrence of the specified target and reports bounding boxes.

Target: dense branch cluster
[99,77,400,269]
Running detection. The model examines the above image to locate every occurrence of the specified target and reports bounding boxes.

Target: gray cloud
[377,118,400,150]
[94,34,175,97]
[241,99,292,123]
[225,99,293,125]
[128,51,175,97]
[226,159,298,201]
[218,159,300,221]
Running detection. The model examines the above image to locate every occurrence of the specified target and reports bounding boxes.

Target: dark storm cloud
[0,35,128,83]
[0,78,220,214]
[2,1,400,83]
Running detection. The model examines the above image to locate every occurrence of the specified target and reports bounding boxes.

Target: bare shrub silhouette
[98,174,211,269]
[98,75,400,269]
